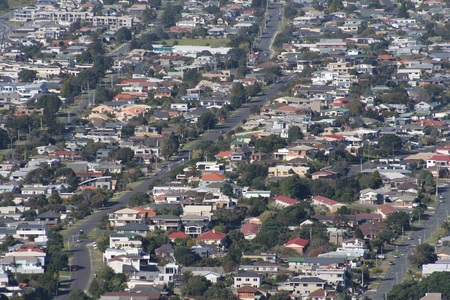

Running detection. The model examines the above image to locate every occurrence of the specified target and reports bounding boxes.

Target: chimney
[212,229,216,234]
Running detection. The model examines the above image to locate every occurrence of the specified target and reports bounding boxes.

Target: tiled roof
[168,231,189,239]
[201,172,226,181]
[312,195,340,206]
[284,237,309,247]
[274,195,299,205]
[197,230,227,241]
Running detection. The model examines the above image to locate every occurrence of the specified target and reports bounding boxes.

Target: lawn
[7,0,35,9]
[160,38,231,47]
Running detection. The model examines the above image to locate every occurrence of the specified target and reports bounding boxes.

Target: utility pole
[436,165,439,204]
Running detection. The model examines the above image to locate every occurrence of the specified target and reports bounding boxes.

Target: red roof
[377,204,398,215]
[215,151,232,158]
[284,237,309,247]
[415,119,446,127]
[241,223,260,235]
[168,231,189,239]
[430,155,450,162]
[312,195,340,206]
[274,195,299,205]
[201,172,226,181]
[197,230,227,241]
[237,286,259,293]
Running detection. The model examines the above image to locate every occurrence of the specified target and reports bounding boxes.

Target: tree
[204,285,236,300]
[398,1,410,18]
[174,246,200,266]
[269,292,292,300]
[197,112,218,131]
[18,70,37,82]
[35,94,63,115]
[114,27,132,43]
[181,275,211,296]
[68,289,90,300]
[378,134,403,155]
[408,243,437,267]
[0,0,9,10]
[0,129,8,149]
[161,4,182,28]
[354,226,364,239]
[141,8,157,24]
[388,272,450,300]
[110,147,134,163]
[121,124,135,139]
[442,221,450,236]
[387,211,410,233]
[160,134,179,160]
[230,83,247,108]
[128,192,150,207]
[287,126,304,144]
[220,183,234,197]
[279,174,309,199]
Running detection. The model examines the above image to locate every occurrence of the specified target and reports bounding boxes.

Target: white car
[440,195,444,199]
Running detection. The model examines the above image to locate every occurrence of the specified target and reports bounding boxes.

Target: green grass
[7,0,35,9]
[159,38,231,47]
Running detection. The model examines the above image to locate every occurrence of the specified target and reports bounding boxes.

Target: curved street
[372,184,449,299]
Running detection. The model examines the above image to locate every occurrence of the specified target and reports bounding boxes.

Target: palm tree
[441,221,450,236]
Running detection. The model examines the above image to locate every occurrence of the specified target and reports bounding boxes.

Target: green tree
[34,94,63,115]
[160,133,179,160]
[174,246,200,266]
[114,27,132,43]
[161,4,182,28]
[18,69,37,82]
[442,221,450,235]
[181,275,211,296]
[0,129,8,149]
[0,0,9,10]
[110,147,134,164]
[230,83,247,108]
[269,291,292,300]
[408,243,437,267]
[128,192,150,207]
[354,226,364,239]
[120,124,135,139]
[197,112,218,131]
[279,174,309,199]
[398,1,410,18]
[378,134,403,155]
[68,289,90,300]
[141,8,157,24]
[287,126,304,144]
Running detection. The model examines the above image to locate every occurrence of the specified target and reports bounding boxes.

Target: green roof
[287,257,305,262]
[231,140,248,145]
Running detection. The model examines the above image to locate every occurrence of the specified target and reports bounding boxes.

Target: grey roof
[234,272,262,278]
[117,223,149,232]
[290,276,326,283]
[37,211,61,219]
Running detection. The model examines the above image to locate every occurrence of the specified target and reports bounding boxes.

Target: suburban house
[376,204,398,219]
[234,272,263,288]
[273,195,299,207]
[359,189,383,205]
[196,230,227,246]
[311,195,345,212]
[109,208,146,228]
[283,238,309,254]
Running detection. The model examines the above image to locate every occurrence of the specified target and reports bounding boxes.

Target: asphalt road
[56,168,176,297]
[56,2,290,295]
[372,184,450,299]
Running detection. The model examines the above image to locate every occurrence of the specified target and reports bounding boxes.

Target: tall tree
[230,83,247,109]
[287,126,304,144]
[18,70,38,82]
[160,134,179,160]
